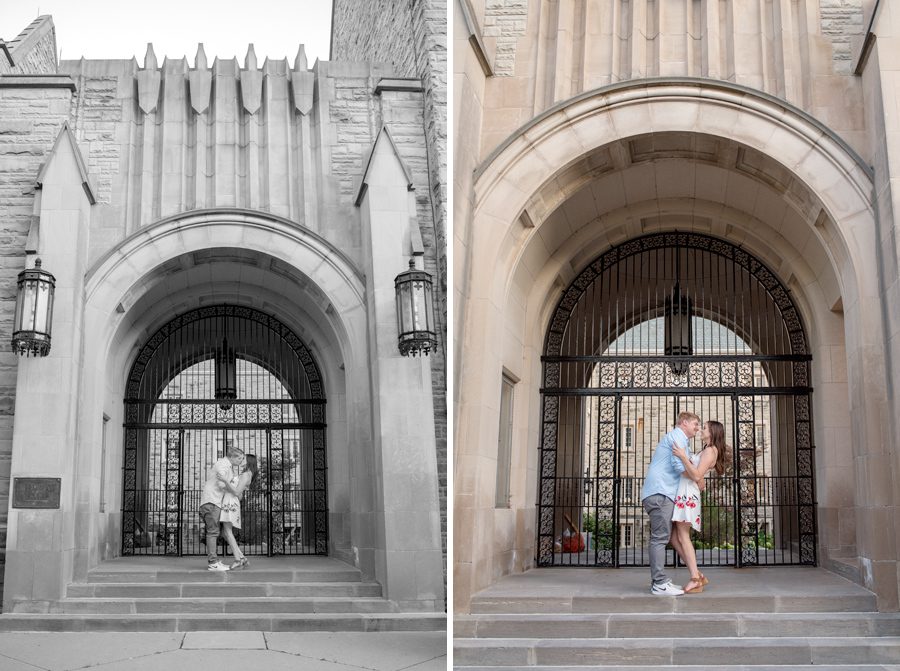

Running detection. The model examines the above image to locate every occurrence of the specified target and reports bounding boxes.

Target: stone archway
[455,79,885,610]
[74,210,371,576]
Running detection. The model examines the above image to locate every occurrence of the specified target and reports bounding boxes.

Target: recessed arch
[466,80,875,324]
[538,232,816,568]
[121,304,329,557]
[75,209,373,573]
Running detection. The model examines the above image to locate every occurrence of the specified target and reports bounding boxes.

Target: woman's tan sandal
[698,572,709,586]
[683,576,704,594]
[229,557,249,570]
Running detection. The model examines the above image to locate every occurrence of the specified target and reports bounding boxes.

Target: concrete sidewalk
[0,630,447,670]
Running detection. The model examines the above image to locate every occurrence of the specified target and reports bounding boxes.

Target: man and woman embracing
[642,411,727,596]
[198,445,259,571]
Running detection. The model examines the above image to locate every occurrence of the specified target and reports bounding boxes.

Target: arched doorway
[537,232,815,568]
[121,304,327,557]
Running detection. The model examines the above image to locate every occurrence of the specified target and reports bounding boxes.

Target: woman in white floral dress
[219,454,258,570]
[670,420,727,594]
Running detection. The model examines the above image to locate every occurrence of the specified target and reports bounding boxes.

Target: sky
[0,0,333,66]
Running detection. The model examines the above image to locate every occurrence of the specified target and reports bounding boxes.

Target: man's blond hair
[676,411,700,426]
[226,445,244,458]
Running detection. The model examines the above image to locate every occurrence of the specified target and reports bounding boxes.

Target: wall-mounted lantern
[215,337,237,410]
[11,258,56,357]
[395,259,437,357]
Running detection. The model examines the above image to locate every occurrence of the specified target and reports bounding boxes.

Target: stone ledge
[0,75,75,91]
[374,78,424,94]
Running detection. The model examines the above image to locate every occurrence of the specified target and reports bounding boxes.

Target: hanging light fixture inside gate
[11,258,56,357]
[214,333,237,410]
[664,250,693,375]
[394,258,438,357]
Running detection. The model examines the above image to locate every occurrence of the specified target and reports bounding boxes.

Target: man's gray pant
[642,494,674,585]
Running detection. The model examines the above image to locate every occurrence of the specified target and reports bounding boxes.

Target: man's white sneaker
[207,561,230,572]
[650,581,684,596]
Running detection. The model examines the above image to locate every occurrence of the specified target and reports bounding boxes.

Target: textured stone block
[673,638,812,665]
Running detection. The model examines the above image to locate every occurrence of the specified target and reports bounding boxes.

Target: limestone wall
[333,0,449,593]
[0,16,58,75]
[0,81,74,599]
[470,0,867,162]
[820,0,865,73]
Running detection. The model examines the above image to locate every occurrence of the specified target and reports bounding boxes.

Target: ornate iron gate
[122,305,327,556]
[537,233,816,568]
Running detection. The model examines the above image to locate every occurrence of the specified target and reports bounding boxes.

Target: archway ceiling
[114,247,338,375]
[513,132,841,320]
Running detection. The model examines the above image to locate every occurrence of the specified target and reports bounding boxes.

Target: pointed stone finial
[244,44,257,71]
[143,43,157,70]
[240,45,263,114]
[189,44,212,113]
[137,44,162,113]
[291,46,315,115]
[294,45,308,72]
[194,44,207,70]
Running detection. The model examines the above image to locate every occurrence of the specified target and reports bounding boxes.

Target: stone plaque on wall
[12,477,61,509]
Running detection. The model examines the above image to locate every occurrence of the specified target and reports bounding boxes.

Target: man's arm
[672,444,707,492]
[215,462,240,495]
[669,437,686,474]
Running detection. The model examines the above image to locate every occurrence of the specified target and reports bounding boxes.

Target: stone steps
[27,596,397,614]
[453,636,900,667]
[0,557,446,632]
[455,612,900,639]
[457,666,900,671]
[454,568,891,668]
[64,580,382,598]
[468,592,877,614]
[0,612,446,632]
[83,567,363,583]
[825,556,862,584]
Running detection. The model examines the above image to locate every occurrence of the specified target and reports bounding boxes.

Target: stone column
[853,2,900,611]
[3,124,92,611]
[356,128,444,611]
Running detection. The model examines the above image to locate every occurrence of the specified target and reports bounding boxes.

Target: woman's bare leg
[221,522,244,560]
[669,528,684,568]
[675,522,702,590]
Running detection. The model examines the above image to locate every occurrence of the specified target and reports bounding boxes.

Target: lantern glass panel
[399,283,414,333]
[13,283,25,332]
[411,280,426,331]
[423,282,434,332]
[33,281,52,333]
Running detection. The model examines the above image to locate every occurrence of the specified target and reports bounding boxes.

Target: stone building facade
[332,0,449,587]
[454,0,900,612]
[0,13,445,613]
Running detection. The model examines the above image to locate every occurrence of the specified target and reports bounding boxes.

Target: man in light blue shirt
[641,411,701,595]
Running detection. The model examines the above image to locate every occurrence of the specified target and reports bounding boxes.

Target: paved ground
[0,630,447,670]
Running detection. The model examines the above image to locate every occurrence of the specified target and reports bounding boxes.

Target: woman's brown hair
[705,420,728,476]
[244,454,259,486]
